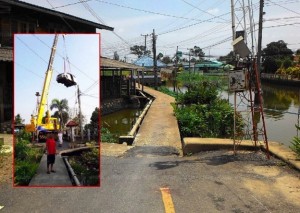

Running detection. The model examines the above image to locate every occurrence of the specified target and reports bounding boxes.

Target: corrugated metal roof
[101,57,147,70]
[0,47,13,61]
[3,0,113,31]
[133,56,166,68]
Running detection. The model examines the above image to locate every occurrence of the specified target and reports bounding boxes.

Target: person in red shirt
[46,133,57,174]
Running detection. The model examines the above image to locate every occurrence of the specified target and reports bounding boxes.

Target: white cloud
[207,8,220,15]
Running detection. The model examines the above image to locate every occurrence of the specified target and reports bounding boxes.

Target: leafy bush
[174,100,238,138]
[101,127,116,143]
[14,135,43,186]
[16,130,32,142]
[290,125,300,158]
[14,139,30,160]
[69,148,99,186]
[172,73,242,138]
[15,160,39,185]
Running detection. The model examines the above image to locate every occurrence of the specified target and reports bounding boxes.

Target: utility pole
[77,85,84,142]
[188,48,191,74]
[174,46,178,92]
[152,29,158,90]
[141,34,149,53]
[257,0,264,75]
[231,0,236,44]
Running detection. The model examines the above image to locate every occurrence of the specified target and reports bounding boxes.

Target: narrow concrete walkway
[134,86,182,154]
[29,141,72,186]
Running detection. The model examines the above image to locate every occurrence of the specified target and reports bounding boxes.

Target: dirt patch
[0,153,13,184]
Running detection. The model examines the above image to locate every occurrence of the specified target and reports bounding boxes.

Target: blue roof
[183,60,223,68]
[133,56,166,68]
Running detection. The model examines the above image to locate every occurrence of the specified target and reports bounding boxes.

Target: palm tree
[50,98,69,130]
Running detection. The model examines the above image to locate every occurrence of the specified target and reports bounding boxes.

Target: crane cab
[56,73,77,87]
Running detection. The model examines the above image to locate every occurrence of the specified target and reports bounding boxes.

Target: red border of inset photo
[13,33,101,188]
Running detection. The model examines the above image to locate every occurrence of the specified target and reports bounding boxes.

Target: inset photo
[14,33,100,187]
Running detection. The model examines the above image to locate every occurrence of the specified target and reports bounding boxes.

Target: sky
[14,0,300,124]
[20,0,300,63]
[15,34,100,124]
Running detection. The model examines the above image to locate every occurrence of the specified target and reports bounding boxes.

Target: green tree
[113,51,119,61]
[219,51,235,65]
[162,56,172,64]
[282,58,293,69]
[50,99,69,130]
[157,52,163,60]
[130,45,151,58]
[14,114,24,125]
[190,46,205,61]
[52,111,69,127]
[263,57,279,73]
[87,107,99,140]
[262,40,293,73]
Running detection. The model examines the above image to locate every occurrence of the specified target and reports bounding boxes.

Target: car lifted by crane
[25,34,77,142]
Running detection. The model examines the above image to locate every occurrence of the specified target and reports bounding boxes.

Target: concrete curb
[62,156,81,186]
[183,138,300,171]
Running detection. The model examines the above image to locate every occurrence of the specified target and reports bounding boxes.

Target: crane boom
[25,34,60,141]
[37,35,58,125]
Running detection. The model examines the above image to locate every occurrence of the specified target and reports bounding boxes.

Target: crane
[25,35,60,142]
[25,34,77,142]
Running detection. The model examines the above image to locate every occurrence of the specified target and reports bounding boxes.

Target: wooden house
[0,0,113,133]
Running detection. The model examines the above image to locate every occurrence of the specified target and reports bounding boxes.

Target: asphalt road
[1,148,300,213]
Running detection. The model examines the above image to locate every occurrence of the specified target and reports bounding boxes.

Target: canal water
[101,108,144,141]
[102,79,300,148]
[221,82,300,147]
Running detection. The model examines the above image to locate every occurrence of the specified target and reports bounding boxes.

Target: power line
[180,0,227,21]
[157,12,231,36]
[33,34,97,82]
[94,0,219,22]
[15,62,44,79]
[269,0,300,16]
[45,0,75,32]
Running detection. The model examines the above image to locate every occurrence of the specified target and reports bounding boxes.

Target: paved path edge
[183,137,300,171]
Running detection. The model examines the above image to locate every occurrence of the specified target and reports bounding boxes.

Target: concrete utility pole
[141,34,149,53]
[174,46,178,92]
[231,0,236,44]
[152,29,158,90]
[257,0,264,75]
[77,85,84,142]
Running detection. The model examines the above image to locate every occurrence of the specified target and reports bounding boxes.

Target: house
[100,57,153,115]
[133,55,166,68]
[0,0,113,133]
[133,55,167,85]
[183,60,223,72]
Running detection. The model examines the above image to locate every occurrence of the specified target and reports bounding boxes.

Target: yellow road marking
[160,187,175,213]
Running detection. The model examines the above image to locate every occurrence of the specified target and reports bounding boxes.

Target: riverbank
[261,73,300,87]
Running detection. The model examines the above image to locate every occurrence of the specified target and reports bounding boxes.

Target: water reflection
[224,81,300,147]
[262,83,300,117]
[101,108,143,141]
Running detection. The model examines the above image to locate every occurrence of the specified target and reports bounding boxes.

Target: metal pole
[248,0,255,55]
[257,0,264,75]
[152,29,158,90]
[188,48,191,74]
[174,46,178,92]
[231,0,236,43]
[242,0,247,43]
[234,91,237,154]
[77,85,84,142]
